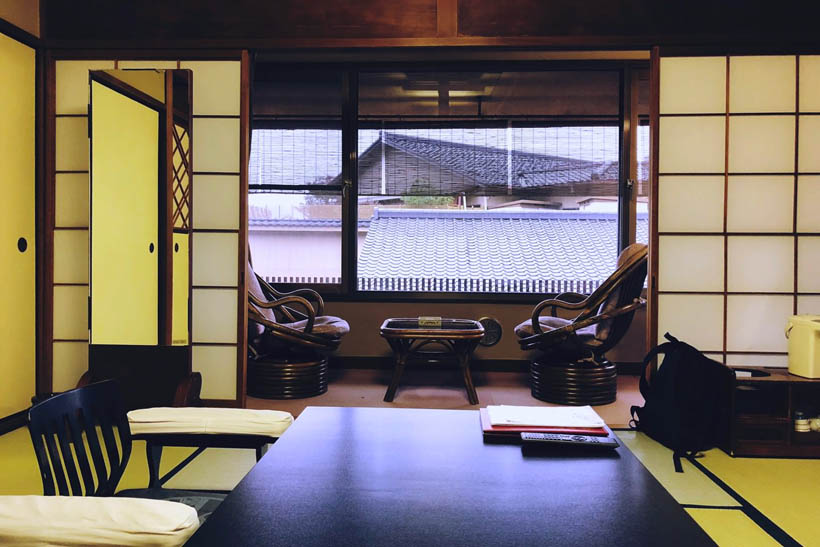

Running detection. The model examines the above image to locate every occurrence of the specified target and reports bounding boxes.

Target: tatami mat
[685,508,782,547]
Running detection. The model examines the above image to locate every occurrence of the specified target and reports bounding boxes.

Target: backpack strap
[639,341,672,399]
[672,451,684,473]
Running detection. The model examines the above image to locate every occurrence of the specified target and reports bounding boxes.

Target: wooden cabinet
[726,367,820,458]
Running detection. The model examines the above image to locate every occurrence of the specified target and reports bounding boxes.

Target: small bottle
[810,416,820,433]
[794,411,811,433]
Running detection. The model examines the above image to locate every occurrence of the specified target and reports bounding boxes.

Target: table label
[418,316,442,328]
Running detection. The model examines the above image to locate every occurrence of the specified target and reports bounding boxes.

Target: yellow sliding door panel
[90,81,159,345]
[0,33,35,417]
[172,233,189,345]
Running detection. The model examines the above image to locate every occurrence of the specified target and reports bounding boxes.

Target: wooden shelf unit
[726,367,820,458]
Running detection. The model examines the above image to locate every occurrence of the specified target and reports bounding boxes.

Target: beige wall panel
[658,294,724,351]
[53,229,89,284]
[55,173,90,227]
[0,0,40,37]
[729,56,796,113]
[797,176,820,232]
[726,354,788,368]
[193,118,240,173]
[728,116,795,173]
[726,176,793,232]
[797,237,820,292]
[797,295,820,314]
[180,61,241,116]
[192,289,238,343]
[192,232,239,286]
[55,116,89,171]
[55,61,115,115]
[659,117,725,173]
[117,61,179,69]
[726,295,792,352]
[660,57,726,114]
[799,56,820,112]
[727,236,793,292]
[192,345,237,400]
[797,115,820,172]
[52,341,88,392]
[658,176,724,232]
[53,285,88,340]
[193,175,240,229]
[659,236,724,292]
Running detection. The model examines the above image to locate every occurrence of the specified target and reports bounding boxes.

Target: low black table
[187,407,714,546]
[380,317,485,404]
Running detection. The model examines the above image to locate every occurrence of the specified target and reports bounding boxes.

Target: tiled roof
[356,209,649,293]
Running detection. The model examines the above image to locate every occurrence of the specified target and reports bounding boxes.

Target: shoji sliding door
[0,31,35,418]
[653,53,820,366]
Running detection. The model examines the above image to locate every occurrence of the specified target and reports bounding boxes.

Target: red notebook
[479,408,608,442]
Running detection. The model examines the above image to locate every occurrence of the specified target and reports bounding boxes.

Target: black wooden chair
[247,261,349,398]
[516,243,648,405]
[27,380,224,522]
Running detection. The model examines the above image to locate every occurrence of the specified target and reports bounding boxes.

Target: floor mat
[685,508,781,547]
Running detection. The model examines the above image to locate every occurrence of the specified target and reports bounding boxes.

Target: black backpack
[630,333,734,472]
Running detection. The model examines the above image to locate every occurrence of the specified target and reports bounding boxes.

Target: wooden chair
[516,243,648,405]
[27,380,224,521]
[247,262,349,398]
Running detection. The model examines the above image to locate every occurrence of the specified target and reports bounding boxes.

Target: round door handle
[149,243,155,253]
[17,237,27,253]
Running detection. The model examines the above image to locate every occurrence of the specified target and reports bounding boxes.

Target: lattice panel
[172,124,191,230]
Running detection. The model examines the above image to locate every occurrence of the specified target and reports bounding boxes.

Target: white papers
[486,405,606,428]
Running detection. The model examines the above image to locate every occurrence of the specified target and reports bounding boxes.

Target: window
[249,63,647,298]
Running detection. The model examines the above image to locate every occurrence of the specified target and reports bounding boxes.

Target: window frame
[249,60,648,303]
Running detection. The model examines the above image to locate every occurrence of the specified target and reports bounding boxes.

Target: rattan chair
[247,262,349,398]
[516,243,648,405]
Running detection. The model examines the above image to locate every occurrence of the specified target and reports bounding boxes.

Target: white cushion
[0,496,198,546]
[127,407,293,437]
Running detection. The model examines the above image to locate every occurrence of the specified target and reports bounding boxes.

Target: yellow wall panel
[658,295,724,351]
[193,233,238,286]
[193,175,240,229]
[728,116,795,173]
[659,117,725,173]
[659,236,723,292]
[797,115,820,172]
[53,229,89,284]
[55,116,89,171]
[798,237,820,292]
[193,118,240,173]
[727,295,792,352]
[55,173,89,227]
[55,60,115,115]
[53,285,88,341]
[192,346,237,400]
[90,81,159,345]
[0,32,35,417]
[799,56,820,112]
[727,236,793,292]
[659,57,726,114]
[52,342,88,392]
[658,176,724,232]
[172,233,189,346]
[192,289,237,343]
[797,176,820,232]
[180,61,241,116]
[729,56,796,113]
[726,176,793,232]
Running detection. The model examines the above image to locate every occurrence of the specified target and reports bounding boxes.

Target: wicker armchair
[516,243,648,405]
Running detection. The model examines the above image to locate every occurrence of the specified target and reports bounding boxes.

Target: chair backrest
[27,380,132,497]
[247,261,277,324]
[577,243,648,352]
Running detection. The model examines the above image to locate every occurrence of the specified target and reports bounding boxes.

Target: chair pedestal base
[530,356,617,406]
[248,353,328,399]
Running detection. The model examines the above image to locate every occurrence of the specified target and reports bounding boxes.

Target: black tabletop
[186,407,714,547]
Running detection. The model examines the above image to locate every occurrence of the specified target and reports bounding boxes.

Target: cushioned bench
[127,407,294,488]
[0,496,199,546]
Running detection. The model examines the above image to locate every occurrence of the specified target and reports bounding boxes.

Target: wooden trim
[161,71,174,345]
[647,46,660,359]
[53,283,89,287]
[794,56,800,316]
[192,171,242,176]
[35,45,49,397]
[191,342,238,347]
[191,114,240,119]
[53,226,89,231]
[191,228,240,234]
[192,285,239,290]
[722,55,730,365]
[199,398,242,408]
[40,52,57,395]
[237,50,251,408]
[658,291,810,296]
[48,49,245,61]
[436,0,458,38]
[0,17,40,49]
[89,70,166,113]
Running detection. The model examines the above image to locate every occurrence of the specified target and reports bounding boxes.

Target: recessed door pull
[17,237,27,252]
[149,243,155,253]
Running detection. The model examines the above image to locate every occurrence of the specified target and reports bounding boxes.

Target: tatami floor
[2,370,818,546]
